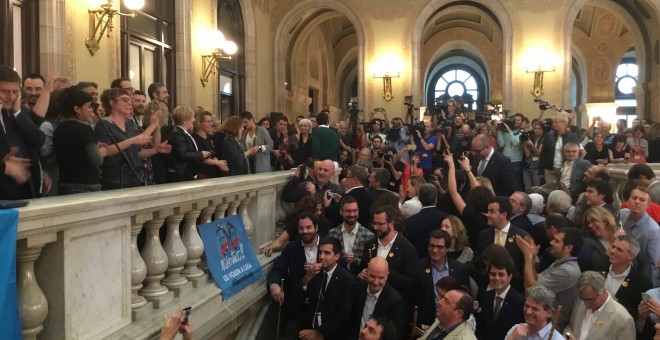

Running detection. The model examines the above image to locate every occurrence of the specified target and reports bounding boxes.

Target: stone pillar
[17,239,49,340]
[228,194,242,216]
[181,209,205,287]
[130,215,151,320]
[162,214,191,296]
[139,219,173,308]
[198,205,216,273]
[214,198,230,219]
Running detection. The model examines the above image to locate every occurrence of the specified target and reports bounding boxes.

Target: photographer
[365,118,386,148]
[496,113,525,191]
[410,121,437,178]
[522,122,544,191]
[381,147,406,192]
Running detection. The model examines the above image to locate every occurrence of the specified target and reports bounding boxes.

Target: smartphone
[642,293,651,302]
[182,307,191,324]
[325,191,333,200]
[0,200,29,209]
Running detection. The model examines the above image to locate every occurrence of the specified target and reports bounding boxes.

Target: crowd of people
[258,102,660,339]
[5,64,660,339]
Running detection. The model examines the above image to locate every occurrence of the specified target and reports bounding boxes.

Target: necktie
[477,158,487,176]
[496,230,506,246]
[320,272,328,301]
[494,296,504,320]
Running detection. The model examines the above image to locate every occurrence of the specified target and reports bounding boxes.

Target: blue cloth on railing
[0,209,22,338]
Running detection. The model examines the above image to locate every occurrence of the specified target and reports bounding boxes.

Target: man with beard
[267,211,321,338]
[296,237,356,340]
[504,286,565,340]
[147,82,170,104]
[132,90,147,126]
[359,315,398,340]
[350,257,404,339]
[325,165,373,229]
[22,73,45,110]
[327,195,375,275]
[516,227,583,331]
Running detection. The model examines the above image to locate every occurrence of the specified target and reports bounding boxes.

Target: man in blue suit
[476,256,524,340]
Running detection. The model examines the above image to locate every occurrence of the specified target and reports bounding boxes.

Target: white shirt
[341,223,359,253]
[477,147,495,174]
[605,264,631,296]
[553,135,564,168]
[494,285,511,311]
[579,294,612,340]
[560,160,573,188]
[361,286,384,330]
[493,223,511,246]
[245,131,256,149]
[377,233,398,258]
[323,264,337,291]
[303,235,320,263]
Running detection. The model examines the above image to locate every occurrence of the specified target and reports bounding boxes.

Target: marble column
[16,240,49,340]
[214,198,230,219]
[162,214,190,296]
[139,219,173,308]
[198,205,216,273]
[181,209,205,286]
[228,195,242,217]
[239,193,255,240]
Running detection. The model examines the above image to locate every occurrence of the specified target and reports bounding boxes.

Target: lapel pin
[425,268,431,273]
[388,252,394,258]
[507,237,514,243]
[621,281,629,287]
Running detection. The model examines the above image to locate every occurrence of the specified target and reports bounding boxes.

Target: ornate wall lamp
[200,30,238,87]
[526,66,555,98]
[86,0,144,56]
[372,72,399,102]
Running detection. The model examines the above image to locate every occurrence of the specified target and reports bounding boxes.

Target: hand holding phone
[642,293,651,303]
[182,307,191,324]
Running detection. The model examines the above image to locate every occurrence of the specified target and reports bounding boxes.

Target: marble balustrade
[15,171,295,340]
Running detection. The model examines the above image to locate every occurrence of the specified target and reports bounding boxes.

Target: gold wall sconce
[86,0,144,56]
[526,66,555,98]
[372,72,399,102]
[200,30,238,87]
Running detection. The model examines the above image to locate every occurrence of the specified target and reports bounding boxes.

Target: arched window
[426,65,485,111]
[615,56,637,125]
[217,0,245,119]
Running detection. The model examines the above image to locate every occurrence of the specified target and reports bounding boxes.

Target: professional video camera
[436,120,453,134]
[347,97,363,123]
[498,116,516,131]
[541,118,553,133]
[519,131,530,142]
[534,98,552,111]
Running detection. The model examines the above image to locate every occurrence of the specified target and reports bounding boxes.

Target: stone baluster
[17,239,50,340]
[198,205,216,273]
[181,208,205,287]
[214,197,230,219]
[239,192,256,240]
[130,214,151,320]
[162,213,191,296]
[139,218,173,308]
[228,194,242,217]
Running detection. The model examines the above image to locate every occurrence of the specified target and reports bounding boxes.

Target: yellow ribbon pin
[425,268,431,273]
[388,252,394,258]
[508,237,514,243]
[621,281,628,287]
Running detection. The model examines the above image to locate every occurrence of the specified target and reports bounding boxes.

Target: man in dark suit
[415,230,471,327]
[538,112,580,184]
[558,143,592,200]
[325,165,374,230]
[311,111,339,161]
[267,211,320,338]
[509,191,546,248]
[474,197,529,292]
[406,183,448,257]
[296,237,356,339]
[606,235,651,320]
[350,257,404,339]
[471,134,517,196]
[0,66,47,199]
[475,256,525,340]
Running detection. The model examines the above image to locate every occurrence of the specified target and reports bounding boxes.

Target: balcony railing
[15,171,294,339]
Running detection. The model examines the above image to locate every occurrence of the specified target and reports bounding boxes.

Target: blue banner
[198,214,263,300]
[0,209,22,339]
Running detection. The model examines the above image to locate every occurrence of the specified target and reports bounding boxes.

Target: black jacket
[350,281,404,339]
[405,207,449,257]
[476,287,525,340]
[538,130,580,172]
[415,256,471,326]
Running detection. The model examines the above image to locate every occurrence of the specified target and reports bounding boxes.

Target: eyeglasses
[428,244,447,250]
[114,97,131,103]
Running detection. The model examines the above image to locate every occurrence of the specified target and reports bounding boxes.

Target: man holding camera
[411,121,437,178]
[497,113,525,192]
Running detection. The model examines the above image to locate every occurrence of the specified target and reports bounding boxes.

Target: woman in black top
[53,88,107,194]
[609,133,631,164]
[290,118,312,166]
[192,110,228,179]
[221,116,258,176]
[167,106,215,182]
[583,131,609,165]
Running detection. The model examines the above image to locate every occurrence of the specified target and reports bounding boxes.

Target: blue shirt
[432,259,450,306]
[621,210,660,281]
[505,322,565,340]
[415,135,437,169]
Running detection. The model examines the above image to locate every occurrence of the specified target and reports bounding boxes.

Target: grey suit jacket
[241,126,274,173]
[565,296,635,339]
[568,158,592,198]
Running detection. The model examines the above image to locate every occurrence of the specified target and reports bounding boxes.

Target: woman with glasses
[193,110,228,179]
[94,88,161,190]
[440,215,474,263]
[582,206,619,273]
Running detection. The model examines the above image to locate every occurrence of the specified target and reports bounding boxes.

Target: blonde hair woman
[399,175,426,218]
[440,215,473,263]
[582,206,619,273]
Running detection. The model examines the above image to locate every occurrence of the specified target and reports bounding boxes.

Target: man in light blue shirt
[505,286,564,340]
[497,113,525,191]
[619,186,660,282]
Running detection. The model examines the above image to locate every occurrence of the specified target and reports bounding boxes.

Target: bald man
[470,133,518,196]
[283,159,340,203]
[350,257,405,339]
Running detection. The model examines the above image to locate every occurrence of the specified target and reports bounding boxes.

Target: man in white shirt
[564,271,635,340]
[327,195,375,275]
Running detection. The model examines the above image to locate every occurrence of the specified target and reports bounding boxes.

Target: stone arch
[273,1,368,114]
[407,0,517,109]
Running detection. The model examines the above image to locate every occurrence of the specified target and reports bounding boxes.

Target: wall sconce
[526,66,555,98]
[86,0,144,56]
[372,72,399,101]
[200,30,238,87]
